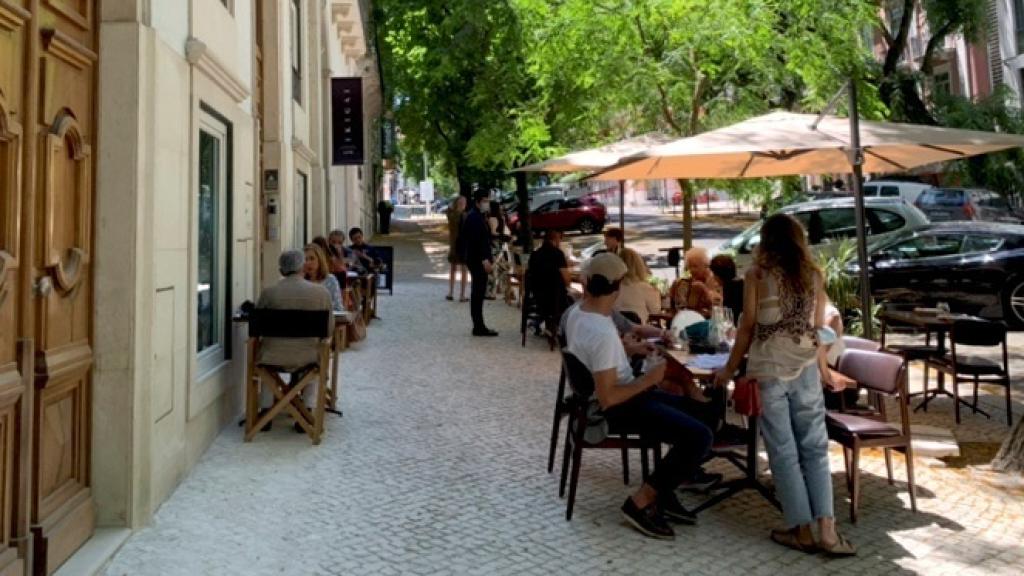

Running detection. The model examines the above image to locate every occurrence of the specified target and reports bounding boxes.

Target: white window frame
[196,110,231,377]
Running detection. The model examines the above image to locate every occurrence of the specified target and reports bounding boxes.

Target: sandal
[770,528,818,554]
[445,295,454,301]
[818,531,857,557]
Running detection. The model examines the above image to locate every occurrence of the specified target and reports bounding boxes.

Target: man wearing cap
[256,251,334,422]
[563,253,713,540]
[461,190,498,336]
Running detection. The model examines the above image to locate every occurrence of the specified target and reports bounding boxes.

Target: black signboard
[332,77,364,165]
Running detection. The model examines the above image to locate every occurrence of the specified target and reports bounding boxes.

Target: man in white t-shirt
[563,253,713,541]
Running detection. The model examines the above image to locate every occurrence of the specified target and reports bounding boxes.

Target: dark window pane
[197,131,220,352]
[867,208,906,233]
[816,208,857,241]
[962,235,1004,254]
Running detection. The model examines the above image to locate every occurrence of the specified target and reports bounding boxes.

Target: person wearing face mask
[461,190,498,336]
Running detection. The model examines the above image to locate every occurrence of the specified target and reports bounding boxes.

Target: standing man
[462,190,498,336]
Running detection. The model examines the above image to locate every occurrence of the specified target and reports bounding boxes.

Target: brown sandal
[770,528,818,553]
[818,531,857,557]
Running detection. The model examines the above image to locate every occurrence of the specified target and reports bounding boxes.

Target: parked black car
[854,222,1024,327]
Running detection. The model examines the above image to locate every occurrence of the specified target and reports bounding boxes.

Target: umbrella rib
[920,143,967,156]
[863,148,908,171]
[739,154,756,177]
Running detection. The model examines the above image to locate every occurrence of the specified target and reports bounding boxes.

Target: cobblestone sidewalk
[104,221,1024,576]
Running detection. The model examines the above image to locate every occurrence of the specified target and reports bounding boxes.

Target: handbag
[732,376,762,417]
[348,313,367,343]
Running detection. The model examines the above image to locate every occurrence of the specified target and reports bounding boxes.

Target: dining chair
[558,350,658,521]
[245,308,332,445]
[826,349,917,523]
[880,310,939,403]
[925,319,1013,426]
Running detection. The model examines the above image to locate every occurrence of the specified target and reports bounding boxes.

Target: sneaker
[679,469,723,493]
[657,491,698,525]
[621,497,675,540]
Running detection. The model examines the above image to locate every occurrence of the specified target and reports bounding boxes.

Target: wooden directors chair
[245,309,332,445]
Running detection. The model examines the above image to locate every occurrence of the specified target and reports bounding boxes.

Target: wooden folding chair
[326,311,353,417]
[245,309,332,445]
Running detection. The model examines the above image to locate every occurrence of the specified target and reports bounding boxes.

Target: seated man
[348,227,380,273]
[563,253,714,540]
[668,246,722,318]
[256,250,334,430]
[527,230,571,336]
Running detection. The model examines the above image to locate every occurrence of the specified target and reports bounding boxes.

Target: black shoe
[293,422,307,434]
[621,497,675,540]
[714,423,748,447]
[679,469,723,493]
[657,491,698,525]
[472,328,499,337]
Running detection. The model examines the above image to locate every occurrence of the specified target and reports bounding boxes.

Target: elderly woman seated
[668,246,722,318]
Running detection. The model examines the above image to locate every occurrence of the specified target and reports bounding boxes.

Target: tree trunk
[677,179,693,250]
[992,417,1024,473]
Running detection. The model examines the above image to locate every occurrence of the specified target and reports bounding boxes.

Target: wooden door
[0,1,97,574]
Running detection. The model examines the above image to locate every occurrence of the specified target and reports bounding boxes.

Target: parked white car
[861,180,933,205]
[717,197,931,271]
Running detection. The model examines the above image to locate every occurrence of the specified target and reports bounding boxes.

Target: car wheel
[1003,276,1024,328]
[578,218,597,235]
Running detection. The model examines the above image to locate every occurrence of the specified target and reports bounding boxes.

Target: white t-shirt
[565,305,634,386]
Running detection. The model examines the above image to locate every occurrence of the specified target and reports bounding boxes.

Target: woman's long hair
[619,248,650,284]
[755,214,820,297]
[304,243,331,282]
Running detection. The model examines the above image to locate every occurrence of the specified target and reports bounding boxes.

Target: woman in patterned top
[714,214,855,556]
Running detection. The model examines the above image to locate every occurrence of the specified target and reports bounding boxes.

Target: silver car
[718,197,931,271]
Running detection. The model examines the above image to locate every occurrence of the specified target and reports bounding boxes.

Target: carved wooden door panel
[0,1,30,574]
[0,0,97,574]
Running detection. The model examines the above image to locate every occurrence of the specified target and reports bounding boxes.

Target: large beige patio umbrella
[592,109,1024,338]
[512,133,673,231]
[592,111,1024,181]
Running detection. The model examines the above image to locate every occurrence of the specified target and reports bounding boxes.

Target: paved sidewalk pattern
[105,221,1024,576]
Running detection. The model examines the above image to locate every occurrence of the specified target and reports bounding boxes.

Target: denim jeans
[758,363,834,528]
[605,390,714,495]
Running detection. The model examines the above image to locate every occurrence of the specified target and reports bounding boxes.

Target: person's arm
[644,284,661,314]
[714,268,760,387]
[593,363,665,410]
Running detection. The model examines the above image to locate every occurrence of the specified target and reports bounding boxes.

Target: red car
[508,196,607,235]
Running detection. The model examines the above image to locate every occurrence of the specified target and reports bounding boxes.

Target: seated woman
[668,246,722,318]
[304,243,345,313]
[710,253,744,323]
[615,248,662,325]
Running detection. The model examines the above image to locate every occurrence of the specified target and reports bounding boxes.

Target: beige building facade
[0,0,378,574]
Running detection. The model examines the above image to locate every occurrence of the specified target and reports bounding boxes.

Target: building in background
[0,1,380,574]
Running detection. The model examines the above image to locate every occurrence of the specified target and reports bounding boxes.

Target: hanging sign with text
[332,77,364,165]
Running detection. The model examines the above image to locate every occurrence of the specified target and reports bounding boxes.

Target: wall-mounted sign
[381,118,397,159]
[332,77,364,165]
[263,169,279,191]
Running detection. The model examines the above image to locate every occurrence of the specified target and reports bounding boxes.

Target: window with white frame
[295,170,308,248]
[197,108,232,373]
[291,0,302,103]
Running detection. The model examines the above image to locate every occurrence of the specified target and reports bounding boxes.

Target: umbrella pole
[848,79,874,340]
[618,180,625,242]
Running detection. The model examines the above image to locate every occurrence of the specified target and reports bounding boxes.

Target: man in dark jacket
[461,190,497,336]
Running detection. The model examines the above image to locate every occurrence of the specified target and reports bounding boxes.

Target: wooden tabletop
[663,348,720,378]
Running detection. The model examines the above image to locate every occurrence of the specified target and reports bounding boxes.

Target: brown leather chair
[925,319,1013,426]
[826,349,917,523]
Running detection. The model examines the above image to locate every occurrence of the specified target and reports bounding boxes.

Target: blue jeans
[758,364,834,528]
[605,390,714,495]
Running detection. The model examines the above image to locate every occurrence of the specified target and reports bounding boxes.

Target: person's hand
[482,260,494,274]
[713,367,733,389]
[660,328,676,344]
[825,369,857,392]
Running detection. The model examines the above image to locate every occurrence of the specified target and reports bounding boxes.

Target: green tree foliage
[514,0,878,246]
[377,0,552,194]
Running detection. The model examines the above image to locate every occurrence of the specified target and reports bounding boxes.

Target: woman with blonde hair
[614,248,661,325]
[714,214,854,555]
[303,243,345,313]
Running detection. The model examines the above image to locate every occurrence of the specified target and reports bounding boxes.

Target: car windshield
[919,189,965,206]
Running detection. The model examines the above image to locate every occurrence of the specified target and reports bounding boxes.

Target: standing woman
[446,196,468,302]
[304,243,345,313]
[713,214,855,555]
[486,200,507,299]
